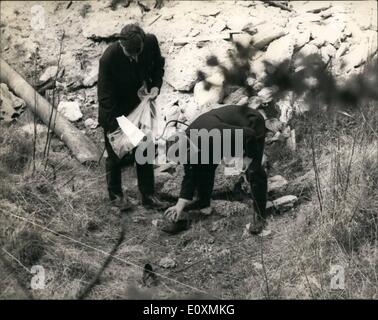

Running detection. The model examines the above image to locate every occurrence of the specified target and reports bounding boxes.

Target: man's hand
[164,198,189,222]
[149,87,159,100]
[164,206,183,222]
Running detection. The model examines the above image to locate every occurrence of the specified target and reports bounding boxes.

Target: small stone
[39,66,63,83]
[268,175,288,193]
[152,219,164,228]
[84,118,98,129]
[267,195,298,210]
[57,101,83,122]
[158,257,176,269]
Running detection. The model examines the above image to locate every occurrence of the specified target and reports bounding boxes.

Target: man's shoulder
[145,33,159,45]
[100,42,120,63]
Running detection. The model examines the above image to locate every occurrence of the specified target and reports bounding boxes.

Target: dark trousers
[104,131,154,200]
[245,137,267,219]
[180,163,218,207]
[179,137,267,217]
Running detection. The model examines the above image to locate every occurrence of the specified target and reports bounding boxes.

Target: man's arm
[150,34,165,91]
[97,56,118,132]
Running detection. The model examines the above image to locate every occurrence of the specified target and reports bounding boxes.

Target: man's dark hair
[120,24,146,55]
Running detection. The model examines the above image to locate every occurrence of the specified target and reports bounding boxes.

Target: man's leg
[246,137,268,232]
[134,146,169,209]
[104,131,123,200]
[196,164,218,208]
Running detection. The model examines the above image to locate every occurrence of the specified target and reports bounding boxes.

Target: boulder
[251,25,287,49]
[39,66,63,83]
[264,35,295,65]
[268,175,288,193]
[164,43,208,92]
[292,30,311,50]
[0,83,26,122]
[57,101,83,122]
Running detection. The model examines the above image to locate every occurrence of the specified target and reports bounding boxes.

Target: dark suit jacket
[185,104,266,158]
[97,34,165,132]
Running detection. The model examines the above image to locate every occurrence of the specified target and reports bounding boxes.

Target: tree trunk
[0,58,101,164]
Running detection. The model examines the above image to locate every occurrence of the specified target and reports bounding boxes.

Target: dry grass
[0,105,377,299]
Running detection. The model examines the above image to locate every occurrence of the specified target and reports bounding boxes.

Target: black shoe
[142,194,170,210]
[160,219,190,235]
[110,195,135,212]
[249,217,267,235]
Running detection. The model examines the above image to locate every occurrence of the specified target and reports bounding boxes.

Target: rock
[241,23,258,36]
[238,1,255,8]
[268,175,288,193]
[165,44,208,92]
[223,88,248,105]
[82,15,126,39]
[266,195,298,210]
[302,2,332,14]
[84,118,98,129]
[57,101,83,122]
[178,95,213,125]
[265,118,284,133]
[252,262,263,270]
[321,43,336,63]
[293,30,311,50]
[82,61,99,87]
[232,33,254,47]
[212,200,250,217]
[310,22,346,48]
[200,8,220,17]
[340,44,369,72]
[264,35,294,65]
[39,66,63,83]
[251,25,287,49]
[152,219,164,228]
[162,13,174,21]
[250,55,267,81]
[257,86,278,103]
[194,72,225,107]
[299,43,320,56]
[335,42,349,60]
[0,83,26,122]
[158,257,176,269]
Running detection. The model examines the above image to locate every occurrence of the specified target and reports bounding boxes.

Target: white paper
[116,116,145,147]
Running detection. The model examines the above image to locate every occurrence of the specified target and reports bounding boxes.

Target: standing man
[98,24,168,210]
[164,104,268,234]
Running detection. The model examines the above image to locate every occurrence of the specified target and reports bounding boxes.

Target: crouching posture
[164,104,268,234]
[97,24,168,211]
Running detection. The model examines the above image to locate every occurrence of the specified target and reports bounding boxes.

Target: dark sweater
[97,34,165,132]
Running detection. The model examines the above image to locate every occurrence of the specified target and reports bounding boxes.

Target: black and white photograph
[0,0,377,305]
